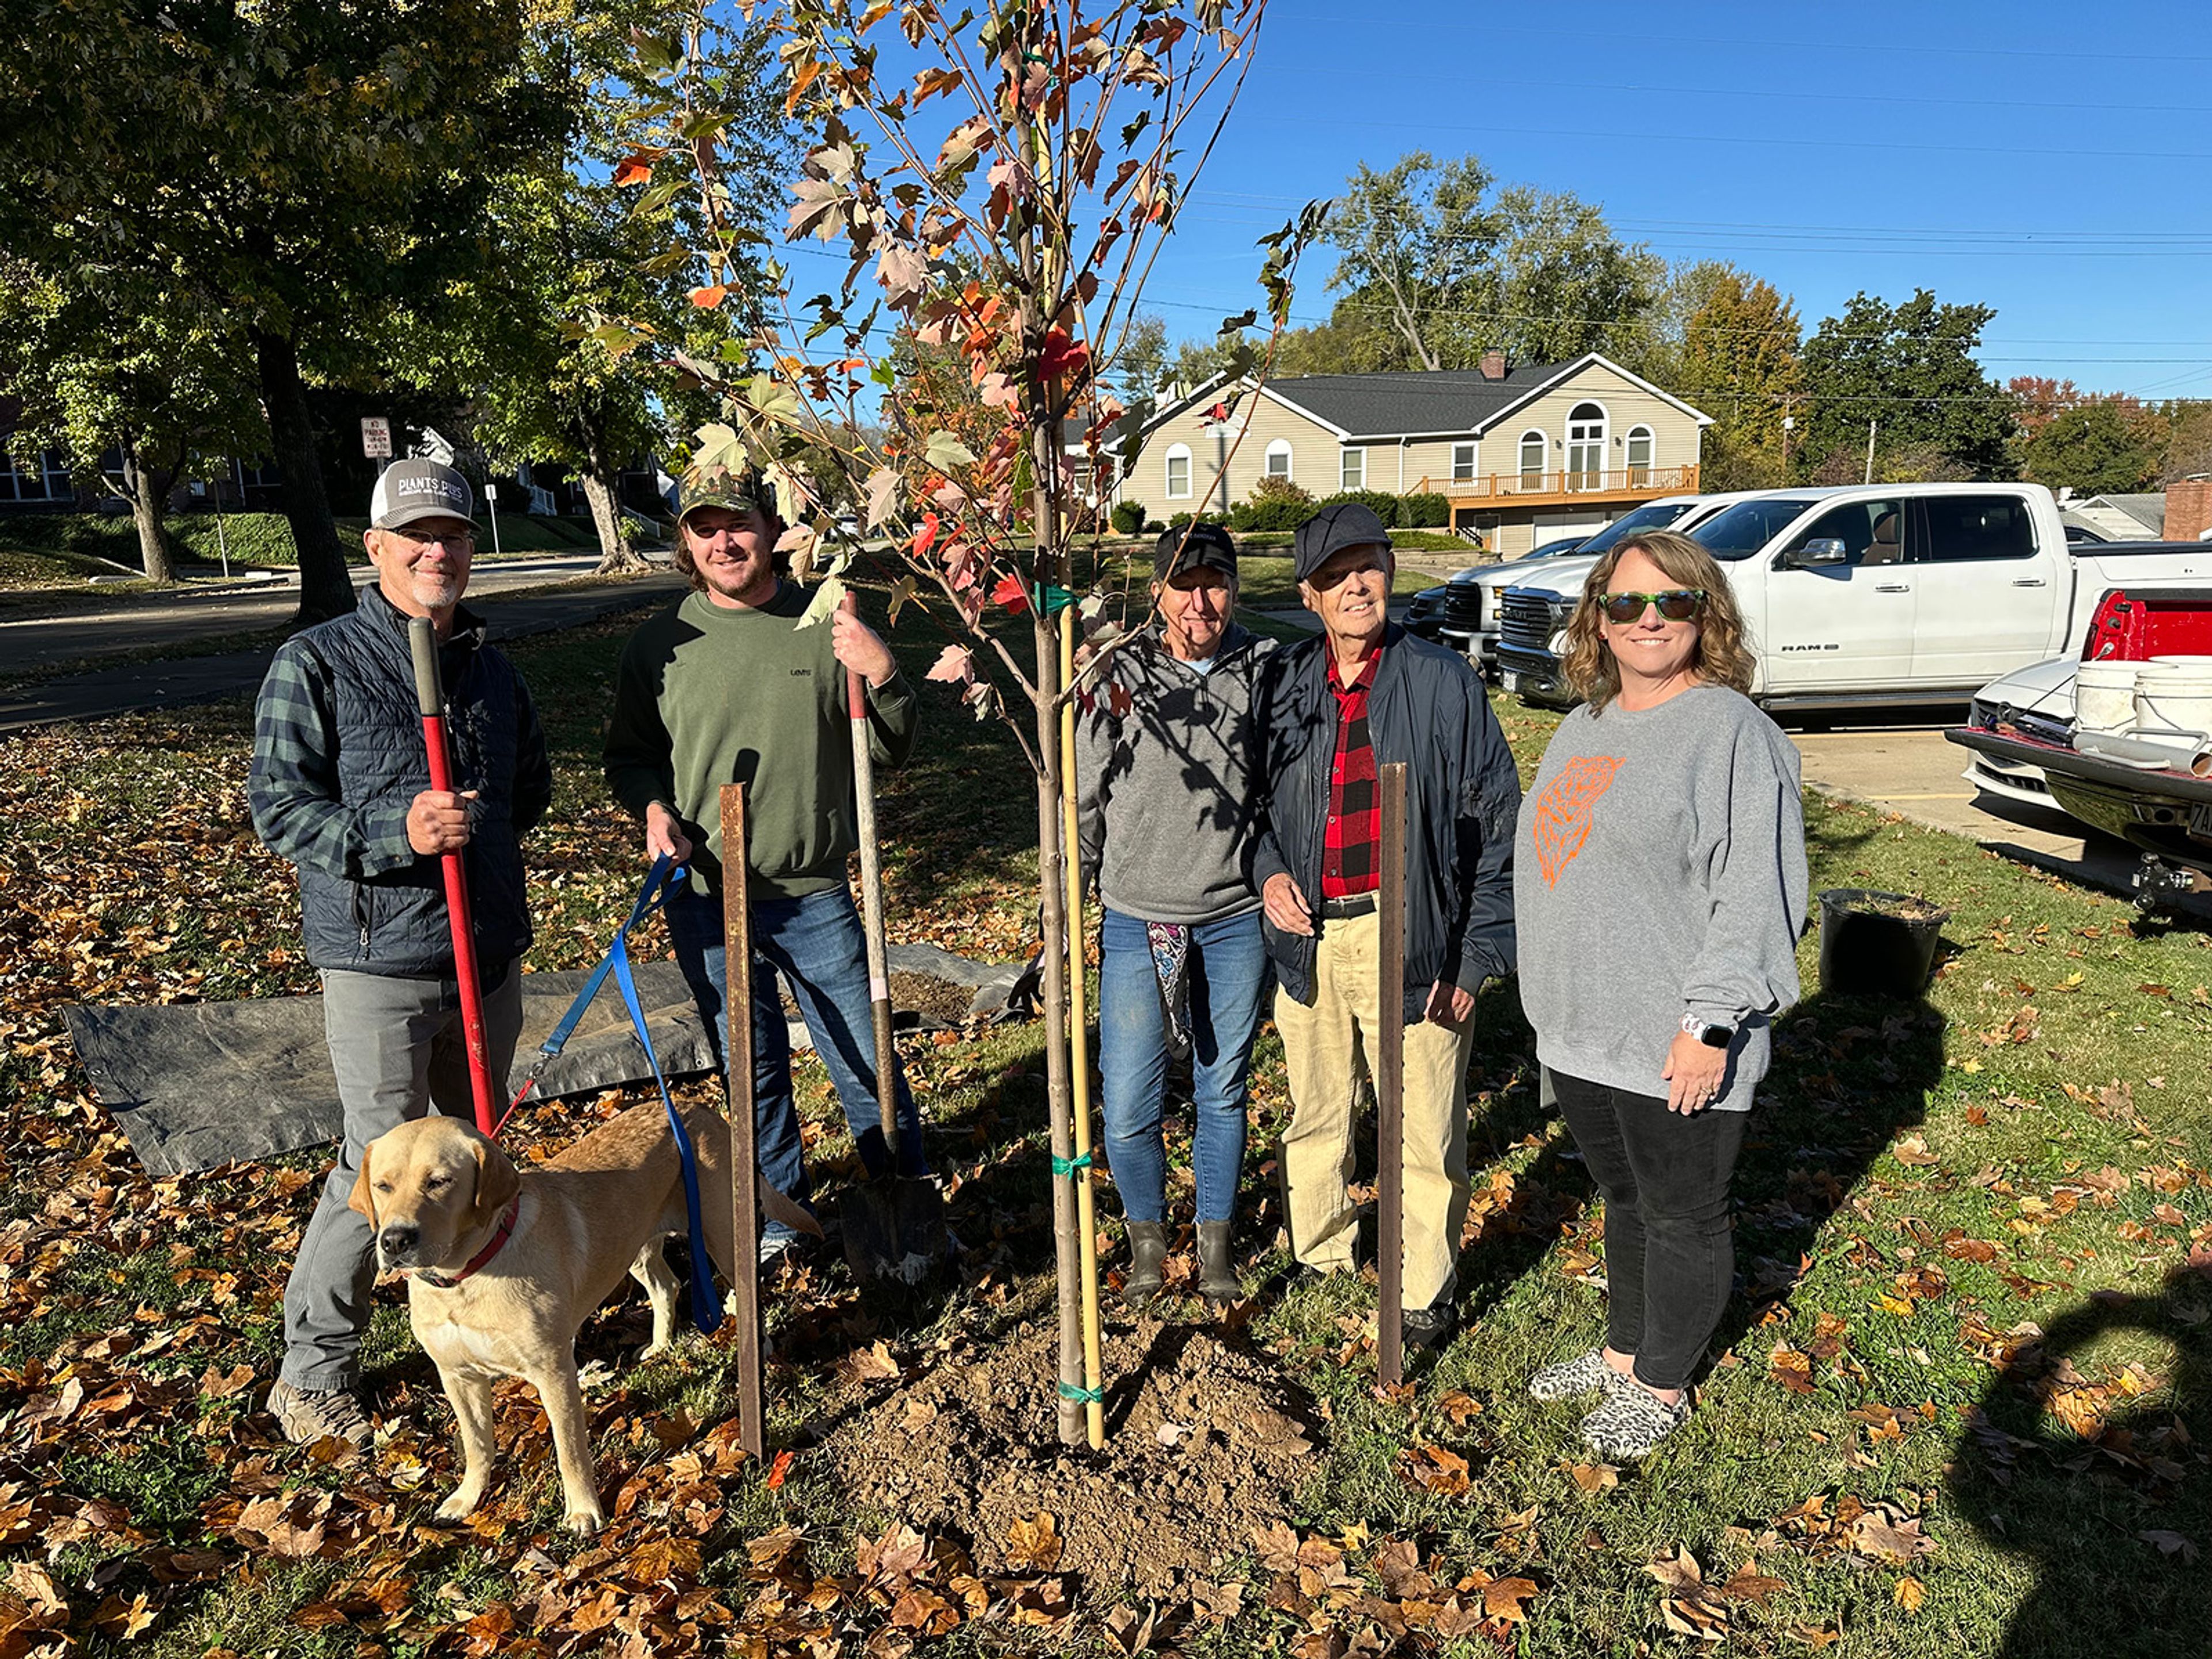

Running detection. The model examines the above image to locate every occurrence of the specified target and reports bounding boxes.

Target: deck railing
[1412,463,1699,505]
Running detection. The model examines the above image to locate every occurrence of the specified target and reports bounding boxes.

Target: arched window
[1566,402,1607,487]
[1164,442,1192,499]
[1626,424,1654,484]
[1517,430,1546,488]
[1264,438,1294,480]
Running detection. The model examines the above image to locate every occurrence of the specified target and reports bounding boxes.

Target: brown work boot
[1122,1221,1169,1308]
[269,1378,372,1448]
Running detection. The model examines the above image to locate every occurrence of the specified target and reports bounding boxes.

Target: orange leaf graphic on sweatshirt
[1531,755,1624,887]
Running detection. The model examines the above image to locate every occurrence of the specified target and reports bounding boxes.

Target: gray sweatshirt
[1513,685,1808,1111]
[1074,622,1273,925]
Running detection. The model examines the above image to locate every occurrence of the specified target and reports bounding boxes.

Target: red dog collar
[416,1200,519,1289]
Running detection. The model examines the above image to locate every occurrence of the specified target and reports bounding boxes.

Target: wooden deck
[1415,464,1700,521]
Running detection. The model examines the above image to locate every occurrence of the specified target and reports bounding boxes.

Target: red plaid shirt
[1321,647,1382,899]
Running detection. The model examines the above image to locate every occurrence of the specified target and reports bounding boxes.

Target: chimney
[2168,476,2212,543]
[1478,350,1507,381]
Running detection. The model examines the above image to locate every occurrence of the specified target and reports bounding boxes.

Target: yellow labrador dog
[350,1100,816,1535]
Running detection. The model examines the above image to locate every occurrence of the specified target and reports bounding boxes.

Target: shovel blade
[838,1175,948,1286]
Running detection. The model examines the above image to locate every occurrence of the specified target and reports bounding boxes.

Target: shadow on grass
[1714,987,1949,1358]
[1948,1261,2212,1659]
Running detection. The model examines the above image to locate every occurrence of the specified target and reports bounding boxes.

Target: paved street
[0,568,685,732]
[0,552,648,674]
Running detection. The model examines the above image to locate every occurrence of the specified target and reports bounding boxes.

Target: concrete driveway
[1778,709,2202,913]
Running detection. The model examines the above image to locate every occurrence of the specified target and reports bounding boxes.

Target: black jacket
[1249,624,1520,1022]
[249,586,551,978]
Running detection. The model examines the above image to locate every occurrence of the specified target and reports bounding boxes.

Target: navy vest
[291,592,535,978]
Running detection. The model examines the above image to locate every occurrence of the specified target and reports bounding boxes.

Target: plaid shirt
[1320,647,1381,899]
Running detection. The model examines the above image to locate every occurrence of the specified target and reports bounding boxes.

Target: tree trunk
[579,435,647,575]
[117,434,177,584]
[253,327,354,622]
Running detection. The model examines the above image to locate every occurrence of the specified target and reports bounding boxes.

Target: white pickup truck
[1493,482,2212,710]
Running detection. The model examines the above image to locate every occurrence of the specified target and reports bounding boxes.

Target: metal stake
[718,782,766,1461]
[1376,761,1408,1390]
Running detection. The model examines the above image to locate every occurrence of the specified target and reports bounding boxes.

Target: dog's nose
[378,1223,419,1260]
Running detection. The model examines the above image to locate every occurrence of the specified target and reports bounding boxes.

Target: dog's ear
[469,1134,521,1230]
[347,1141,378,1225]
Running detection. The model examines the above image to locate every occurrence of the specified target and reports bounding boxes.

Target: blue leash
[501,855,722,1336]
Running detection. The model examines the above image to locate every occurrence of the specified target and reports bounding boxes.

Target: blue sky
[1131,0,2212,400]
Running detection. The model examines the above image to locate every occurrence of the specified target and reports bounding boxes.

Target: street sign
[483,482,498,502]
[360,416,392,459]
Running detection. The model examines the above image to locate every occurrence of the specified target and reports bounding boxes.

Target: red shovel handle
[408,616,499,1138]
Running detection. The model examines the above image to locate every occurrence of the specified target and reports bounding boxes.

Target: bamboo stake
[718,783,766,1460]
[1376,762,1408,1391]
[1058,605,1105,1448]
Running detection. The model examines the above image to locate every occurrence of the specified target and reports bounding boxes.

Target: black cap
[1293,502,1393,584]
[1153,521,1237,583]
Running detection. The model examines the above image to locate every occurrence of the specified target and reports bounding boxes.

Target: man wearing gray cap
[250,459,551,1445]
[1251,502,1520,1349]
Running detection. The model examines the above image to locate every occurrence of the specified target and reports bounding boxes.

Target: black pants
[1551,1069,1750,1391]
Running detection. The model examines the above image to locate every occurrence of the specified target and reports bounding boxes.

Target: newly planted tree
[609,0,1317,1442]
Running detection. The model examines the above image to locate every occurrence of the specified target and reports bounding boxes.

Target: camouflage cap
[677,458,775,525]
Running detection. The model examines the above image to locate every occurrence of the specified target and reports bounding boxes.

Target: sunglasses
[1599,588,1705,624]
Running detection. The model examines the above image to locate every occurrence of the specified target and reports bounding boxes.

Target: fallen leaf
[1004,1510,1062,1573]
[1893,1574,1927,1611]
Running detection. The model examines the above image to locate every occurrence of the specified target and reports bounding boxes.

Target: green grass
[0,612,2206,1656]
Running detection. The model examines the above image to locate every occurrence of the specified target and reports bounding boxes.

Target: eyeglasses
[1599,588,1705,624]
[390,527,474,551]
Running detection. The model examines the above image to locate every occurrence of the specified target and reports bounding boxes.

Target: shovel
[834,599,947,1283]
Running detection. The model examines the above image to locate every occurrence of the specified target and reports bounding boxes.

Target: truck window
[1918,494,2037,562]
[1688,497,1821,559]
[1778,499,1904,566]
[1574,500,1694,557]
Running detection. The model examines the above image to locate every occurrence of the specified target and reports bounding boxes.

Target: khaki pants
[1275,910,1473,1311]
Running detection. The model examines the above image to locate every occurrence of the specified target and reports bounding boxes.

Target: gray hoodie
[1513,684,1808,1111]
[1074,622,1274,925]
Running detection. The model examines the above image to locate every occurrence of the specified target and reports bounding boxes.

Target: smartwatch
[1680,1012,1733,1049]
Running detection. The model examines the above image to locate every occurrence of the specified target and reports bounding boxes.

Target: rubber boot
[1122,1221,1169,1308]
[1196,1221,1240,1304]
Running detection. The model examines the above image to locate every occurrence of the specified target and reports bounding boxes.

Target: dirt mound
[818,1318,1321,1594]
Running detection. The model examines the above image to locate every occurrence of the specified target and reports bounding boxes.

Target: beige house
[1123,352,1713,558]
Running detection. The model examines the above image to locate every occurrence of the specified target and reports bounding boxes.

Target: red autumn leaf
[925,645,974,684]
[688,284,727,309]
[991,573,1032,614]
[1037,328,1089,384]
[766,1449,793,1490]
[612,154,654,187]
[912,512,941,560]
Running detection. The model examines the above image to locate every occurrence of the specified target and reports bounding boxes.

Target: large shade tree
[0,0,571,619]
[1797,289,2015,483]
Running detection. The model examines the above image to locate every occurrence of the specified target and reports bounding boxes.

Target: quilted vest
[291,592,534,978]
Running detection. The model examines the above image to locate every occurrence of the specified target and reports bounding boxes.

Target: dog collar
[416,1200,520,1289]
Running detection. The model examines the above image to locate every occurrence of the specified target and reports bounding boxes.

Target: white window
[1566,401,1607,486]
[0,449,70,502]
[1451,442,1476,484]
[1164,442,1192,500]
[1264,438,1293,479]
[1517,430,1546,486]
[1626,425,1654,482]
[1340,446,1365,490]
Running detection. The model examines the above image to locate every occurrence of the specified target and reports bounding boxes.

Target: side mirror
[1785,537,1849,569]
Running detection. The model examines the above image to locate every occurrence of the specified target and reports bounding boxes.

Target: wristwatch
[1680,1012,1733,1049]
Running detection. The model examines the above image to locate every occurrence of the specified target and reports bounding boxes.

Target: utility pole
[1863,418,1878,486]
[1781,413,1794,481]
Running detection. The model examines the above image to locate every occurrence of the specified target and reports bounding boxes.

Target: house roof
[1144,353,1712,442]
[2078,492,2166,534]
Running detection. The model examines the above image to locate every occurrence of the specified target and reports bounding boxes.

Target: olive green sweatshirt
[604,584,919,899]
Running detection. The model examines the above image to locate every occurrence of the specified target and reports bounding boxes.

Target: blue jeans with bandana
[1097,907,1267,1224]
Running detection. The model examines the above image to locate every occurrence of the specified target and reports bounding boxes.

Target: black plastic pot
[1817,888,1950,998]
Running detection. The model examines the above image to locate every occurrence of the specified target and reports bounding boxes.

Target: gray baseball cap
[369,460,474,529]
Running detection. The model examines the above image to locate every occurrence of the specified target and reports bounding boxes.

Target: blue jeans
[1097,907,1267,1224]
[666,885,926,1243]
